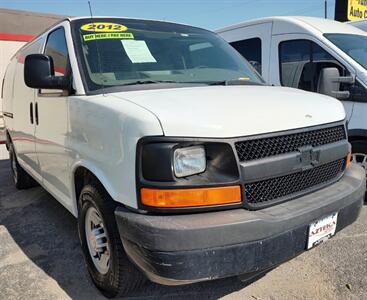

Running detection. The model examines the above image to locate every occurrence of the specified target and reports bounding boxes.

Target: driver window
[279,39,347,93]
[44,27,69,77]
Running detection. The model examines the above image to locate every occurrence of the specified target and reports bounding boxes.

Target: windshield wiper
[121,80,178,86]
[120,79,264,87]
[208,79,264,86]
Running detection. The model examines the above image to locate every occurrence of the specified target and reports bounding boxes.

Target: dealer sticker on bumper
[307,212,338,249]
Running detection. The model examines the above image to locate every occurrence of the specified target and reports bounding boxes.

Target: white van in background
[218,17,367,181]
[350,19,367,32]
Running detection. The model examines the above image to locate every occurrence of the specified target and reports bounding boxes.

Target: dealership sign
[335,0,367,21]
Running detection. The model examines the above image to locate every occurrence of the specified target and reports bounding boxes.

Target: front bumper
[115,164,365,285]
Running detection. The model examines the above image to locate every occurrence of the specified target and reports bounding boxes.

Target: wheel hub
[85,207,110,275]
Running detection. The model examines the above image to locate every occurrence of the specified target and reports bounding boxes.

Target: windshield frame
[71,18,264,95]
[324,33,367,71]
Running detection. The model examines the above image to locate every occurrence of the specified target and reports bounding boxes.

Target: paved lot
[0,153,366,299]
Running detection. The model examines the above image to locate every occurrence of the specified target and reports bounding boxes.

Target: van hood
[111,85,345,138]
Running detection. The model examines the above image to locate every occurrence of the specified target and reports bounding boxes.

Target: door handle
[30,102,34,124]
[35,102,39,125]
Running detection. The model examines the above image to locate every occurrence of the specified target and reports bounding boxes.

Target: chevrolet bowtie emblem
[298,146,320,170]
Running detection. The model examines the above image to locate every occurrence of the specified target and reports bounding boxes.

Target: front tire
[78,182,145,298]
[9,142,37,189]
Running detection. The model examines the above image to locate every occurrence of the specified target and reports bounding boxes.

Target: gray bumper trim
[115,164,365,252]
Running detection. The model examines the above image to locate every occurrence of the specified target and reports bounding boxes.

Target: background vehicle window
[230,38,262,74]
[279,40,310,90]
[44,27,69,77]
[279,39,346,92]
[324,33,367,70]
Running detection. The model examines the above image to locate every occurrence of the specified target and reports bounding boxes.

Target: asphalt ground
[0,146,366,300]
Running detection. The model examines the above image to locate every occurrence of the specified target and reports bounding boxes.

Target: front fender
[68,95,164,215]
[70,160,119,216]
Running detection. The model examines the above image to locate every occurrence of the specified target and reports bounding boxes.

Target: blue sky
[0,0,336,30]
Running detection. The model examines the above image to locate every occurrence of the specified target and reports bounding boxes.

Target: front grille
[244,159,345,206]
[235,125,346,162]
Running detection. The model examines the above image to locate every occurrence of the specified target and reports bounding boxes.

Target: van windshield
[71,18,263,93]
[324,33,367,70]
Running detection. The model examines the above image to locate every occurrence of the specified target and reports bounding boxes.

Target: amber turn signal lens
[346,152,352,168]
[140,186,241,208]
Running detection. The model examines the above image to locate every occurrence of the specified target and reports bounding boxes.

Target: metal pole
[325,0,327,19]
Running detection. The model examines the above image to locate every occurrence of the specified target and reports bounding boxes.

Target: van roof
[65,16,197,30]
[12,16,211,60]
[217,16,367,36]
[28,16,209,42]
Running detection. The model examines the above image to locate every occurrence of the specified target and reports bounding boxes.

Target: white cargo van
[2,17,365,297]
[218,17,367,181]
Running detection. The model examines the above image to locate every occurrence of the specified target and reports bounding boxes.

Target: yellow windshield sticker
[81,22,128,32]
[83,32,134,41]
[238,77,250,80]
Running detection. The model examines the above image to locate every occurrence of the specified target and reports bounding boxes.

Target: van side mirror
[24,54,70,90]
[317,67,355,100]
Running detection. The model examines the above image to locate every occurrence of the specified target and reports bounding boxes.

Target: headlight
[173,146,206,177]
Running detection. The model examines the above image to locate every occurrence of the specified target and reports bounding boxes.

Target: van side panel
[2,58,17,132]
[10,39,45,181]
[12,56,38,170]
